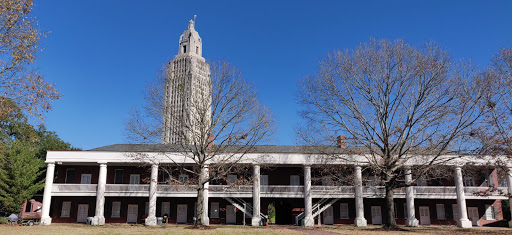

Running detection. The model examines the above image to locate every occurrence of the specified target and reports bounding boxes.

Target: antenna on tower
[194,15,197,24]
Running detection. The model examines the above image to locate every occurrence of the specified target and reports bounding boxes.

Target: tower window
[183,45,187,53]
[196,46,199,54]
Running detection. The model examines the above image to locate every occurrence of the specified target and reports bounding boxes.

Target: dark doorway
[275,200,294,224]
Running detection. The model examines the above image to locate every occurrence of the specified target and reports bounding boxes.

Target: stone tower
[162,19,211,144]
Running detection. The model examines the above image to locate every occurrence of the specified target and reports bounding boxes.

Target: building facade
[162,19,211,144]
[38,20,512,228]
[39,145,512,228]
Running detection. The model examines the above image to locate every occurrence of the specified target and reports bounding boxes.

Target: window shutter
[493,206,499,220]
[340,203,349,219]
[452,204,459,220]
[403,203,408,218]
[436,204,445,219]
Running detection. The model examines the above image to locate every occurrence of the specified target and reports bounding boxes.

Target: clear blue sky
[32,1,512,150]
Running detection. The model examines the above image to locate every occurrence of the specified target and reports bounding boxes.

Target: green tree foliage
[0,100,76,213]
[0,141,44,213]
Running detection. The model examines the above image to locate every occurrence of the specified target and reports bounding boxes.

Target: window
[464,177,475,186]
[179,174,189,184]
[227,174,237,184]
[436,204,446,219]
[260,175,268,185]
[452,204,459,220]
[196,46,199,54]
[484,173,495,187]
[161,170,171,183]
[65,169,75,184]
[129,174,140,184]
[80,174,92,184]
[322,176,333,186]
[61,201,71,217]
[484,204,498,220]
[290,175,300,186]
[210,202,219,218]
[367,176,379,186]
[416,178,427,186]
[339,203,349,219]
[114,169,123,184]
[111,202,121,218]
[183,45,187,53]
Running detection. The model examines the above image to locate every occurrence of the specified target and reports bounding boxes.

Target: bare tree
[0,0,61,119]
[474,48,512,161]
[126,60,275,226]
[297,39,484,228]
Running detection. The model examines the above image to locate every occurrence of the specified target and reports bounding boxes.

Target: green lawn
[0,224,510,235]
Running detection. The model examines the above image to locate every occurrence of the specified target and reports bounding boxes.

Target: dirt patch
[184,225,216,230]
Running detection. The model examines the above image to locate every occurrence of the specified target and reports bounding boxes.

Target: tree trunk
[384,184,397,228]
[196,166,208,226]
[196,184,205,226]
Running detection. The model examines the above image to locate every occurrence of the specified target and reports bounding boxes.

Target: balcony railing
[414,186,456,195]
[51,183,508,199]
[158,185,197,192]
[52,184,97,193]
[105,184,149,192]
[261,185,304,193]
[312,186,354,194]
[209,185,252,193]
[465,186,507,196]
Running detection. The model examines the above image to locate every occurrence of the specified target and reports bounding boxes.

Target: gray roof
[88,144,353,154]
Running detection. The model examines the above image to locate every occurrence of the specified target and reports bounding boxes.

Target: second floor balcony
[51,183,508,200]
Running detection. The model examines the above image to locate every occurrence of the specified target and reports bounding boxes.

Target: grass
[0,224,305,235]
[317,225,512,234]
[0,224,510,235]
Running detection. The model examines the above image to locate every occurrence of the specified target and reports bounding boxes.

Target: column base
[202,216,210,226]
[91,216,105,225]
[145,216,157,226]
[40,217,52,225]
[457,219,472,228]
[405,218,418,227]
[251,216,261,226]
[304,216,314,227]
[354,217,367,227]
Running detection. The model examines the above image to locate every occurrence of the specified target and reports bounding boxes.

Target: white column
[92,163,107,225]
[41,162,55,225]
[202,165,209,226]
[145,164,158,225]
[455,166,472,228]
[405,168,418,227]
[354,165,367,227]
[506,167,512,228]
[252,164,261,226]
[304,165,314,227]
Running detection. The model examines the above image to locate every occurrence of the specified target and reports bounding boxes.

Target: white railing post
[455,166,472,228]
[92,163,107,225]
[405,168,418,227]
[145,164,158,225]
[304,165,314,226]
[41,162,55,225]
[354,165,367,227]
[252,164,261,226]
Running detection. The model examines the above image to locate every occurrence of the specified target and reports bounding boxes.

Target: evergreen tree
[0,141,44,213]
[0,100,76,213]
